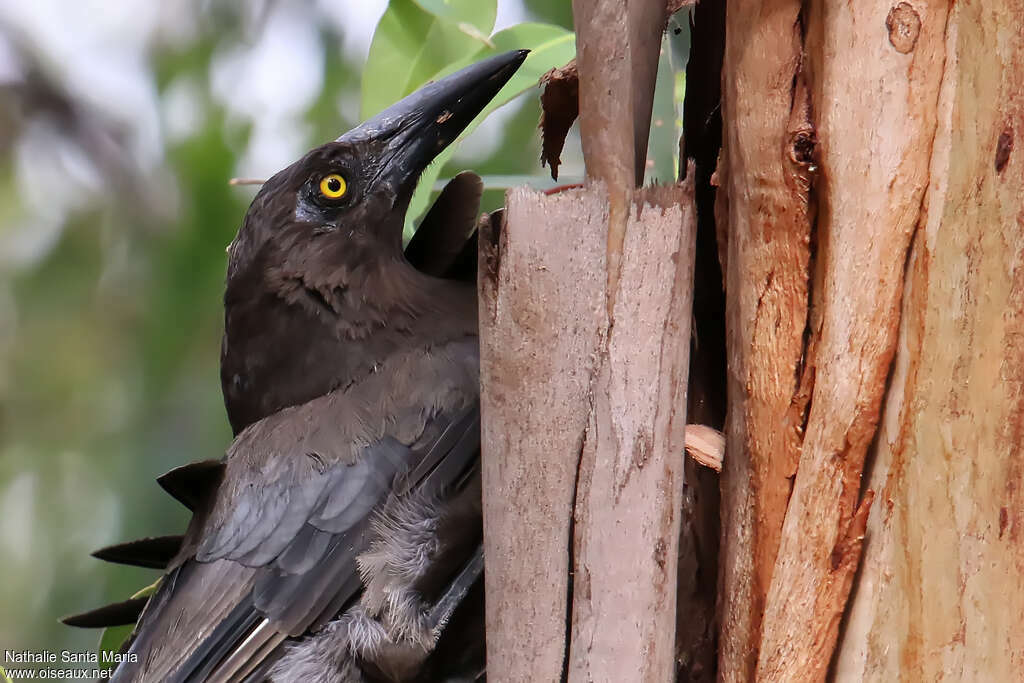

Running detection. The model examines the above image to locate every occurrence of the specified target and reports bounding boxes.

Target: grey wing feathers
[114,559,259,682]
[112,341,480,683]
[116,402,480,683]
[198,339,479,569]
[251,403,481,637]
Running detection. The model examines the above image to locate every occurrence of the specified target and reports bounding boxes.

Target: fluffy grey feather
[360,492,445,600]
[268,489,458,683]
[266,615,371,683]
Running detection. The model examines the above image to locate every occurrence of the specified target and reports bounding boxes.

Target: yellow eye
[318,173,347,199]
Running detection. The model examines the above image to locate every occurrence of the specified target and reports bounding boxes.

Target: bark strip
[835,1,1024,678]
[715,1,812,679]
[568,182,697,683]
[571,0,667,302]
[755,2,951,679]
[479,195,607,683]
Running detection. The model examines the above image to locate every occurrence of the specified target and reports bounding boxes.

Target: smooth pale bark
[571,0,665,304]
[835,2,1024,679]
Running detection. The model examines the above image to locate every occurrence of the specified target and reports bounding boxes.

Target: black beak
[338,49,529,198]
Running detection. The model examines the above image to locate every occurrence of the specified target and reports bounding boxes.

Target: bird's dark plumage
[91,535,184,570]
[61,597,151,629]
[158,460,224,511]
[404,170,483,280]
[219,51,526,436]
[80,50,530,683]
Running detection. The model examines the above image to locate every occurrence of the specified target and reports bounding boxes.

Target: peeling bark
[755,2,949,678]
[539,61,579,181]
[716,1,813,679]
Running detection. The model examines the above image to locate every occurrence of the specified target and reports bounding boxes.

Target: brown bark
[485,0,1024,678]
[834,2,1024,679]
[754,1,949,678]
[715,1,813,679]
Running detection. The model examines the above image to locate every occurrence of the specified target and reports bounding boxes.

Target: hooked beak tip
[337,50,530,190]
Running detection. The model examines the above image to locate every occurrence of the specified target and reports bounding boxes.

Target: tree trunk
[714,0,1024,680]
[479,180,698,682]
[481,0,1022,679]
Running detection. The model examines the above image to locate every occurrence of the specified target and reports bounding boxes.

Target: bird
[63,49,529,682]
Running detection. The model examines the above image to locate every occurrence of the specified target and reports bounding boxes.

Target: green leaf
[455,22,495,48]
[0,666,13,683]
[431,23,577,101]
[96,577,163,661]
[361,0,498,119]
[404,24,576,235]
[98,625,134,661]
[411,0,492,28]
[130,577,163,600]
[647,33,680,184]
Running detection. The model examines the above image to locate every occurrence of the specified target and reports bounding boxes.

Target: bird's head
[226,50,528,285]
